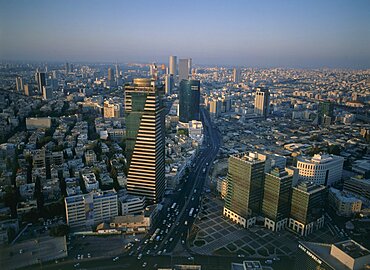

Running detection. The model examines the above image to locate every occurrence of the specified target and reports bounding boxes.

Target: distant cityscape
[0,56,369,270]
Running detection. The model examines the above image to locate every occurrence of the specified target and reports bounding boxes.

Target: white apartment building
[119,195,145,215]
[82,173,99,192]
[65,190,118,228]
[328,188,362,217]
[297,154,344,186]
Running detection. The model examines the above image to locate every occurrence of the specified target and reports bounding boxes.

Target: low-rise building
[119,195,145,215]
[64,189,118,228]
[328,188,362,217]
[297,153,344,186]
[82,173,99,192]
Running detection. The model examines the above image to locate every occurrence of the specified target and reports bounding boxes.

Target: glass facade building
[179,79,200,123]
[124,78,165,204]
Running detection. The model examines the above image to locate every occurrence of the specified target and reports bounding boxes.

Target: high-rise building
[297,153,344,186]
[164,74,173,95]
[65,62,70,74]
[108,67,114,85]
[233,67,241,83]
[179,80,200,123]
[318,101,334,125]
[169,56,177,76]
[254,87,270,117]
[295,240,370,270]
[125,78,165,204]
[289,181,326,236]
[223,152,265,228]
[36,72,46,94]
[262,167,293,231]
[42,86,52,100]
[115,64,120,79]
[23,84,30,96]
[16,76,23,92]
[209,98,222,117]
[178,58,190,82]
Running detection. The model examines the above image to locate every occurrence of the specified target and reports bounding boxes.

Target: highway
[125,107,222,262]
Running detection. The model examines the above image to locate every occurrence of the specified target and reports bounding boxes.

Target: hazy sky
[1,0,369,68]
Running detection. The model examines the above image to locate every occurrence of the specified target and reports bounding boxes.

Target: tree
[327,144,341,155]
[49,224,69,237]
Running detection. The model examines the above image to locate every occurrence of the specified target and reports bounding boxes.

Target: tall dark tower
[36,72,46,94]
[179,80,200,123]
[124,78,165,204]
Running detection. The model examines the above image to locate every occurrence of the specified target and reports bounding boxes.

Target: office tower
[179,80,200,123]
[36,72,46,94]
[125,78,165,203]
[164,74,173,95]
[150,63,158,80]
[233,67,241,83]
[188,58,192,77]
[262,167,292,231]
[52,70,57,79]
[115,64,120,79]
[318,101,334,125]
[209,98,222,117]
[296,153,344,186]
[295,240,370,270]
[65,62,70,74]
[64,189,118,228]
[223,152,265,228]
[289,182,325,236]
[42,86,52,100]
[16,76,23,91]
[169,56,177,76]
[23,84,30,96]
[178,58,190,82]
[254,87,270,117]
[108,67,114,85]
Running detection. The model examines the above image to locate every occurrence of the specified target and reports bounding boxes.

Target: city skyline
[1,0,370,68]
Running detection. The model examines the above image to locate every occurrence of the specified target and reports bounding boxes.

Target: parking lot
[189,194,343,258]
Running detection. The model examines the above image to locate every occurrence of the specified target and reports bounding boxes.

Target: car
[146,250,150,255]
[129,251,134,256]
[157,250,162,255]
[163,249,167,253]
[169,237,173,242]
[238,254,245,258]
[137,254,142,260]
[113,256,119,262]
[74,263,80,268]
[144,239,148,244]
[181,240,185,244]
[135,238,140,242]
[154,244,158,250]
[188,256,194,260]
[142,262,147,267]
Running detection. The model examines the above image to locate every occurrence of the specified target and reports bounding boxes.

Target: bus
[189,208,194,217]
[171,203,177,210]
[150,228,160,242]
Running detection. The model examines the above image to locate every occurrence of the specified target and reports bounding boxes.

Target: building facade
[65,190,118,228]
[179,80,200,123]
[125,78,165,204]
[289,182,326,236]
[254,87,270,117]
[262,167,293,231]
[297,154,344,186]
[223,152,265,228]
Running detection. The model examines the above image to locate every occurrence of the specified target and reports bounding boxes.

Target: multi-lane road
[126,108,222,261]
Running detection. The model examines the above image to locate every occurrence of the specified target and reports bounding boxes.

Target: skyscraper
[108,67,114,85]
[65,62,70,74]
[42,86,52,100]
[179,80,200,123]
[36,72,46,94]
[289,181,326,236]
[178,58,190,82]
[262,167,293,231]
[169,55,177,76]
[16,76,23,92]
[125,78,165,204]
[164,74,173,95]
[24,84,30,96]
[233,67,241,83]
[254,87,270,117]
[223,152,265,228]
